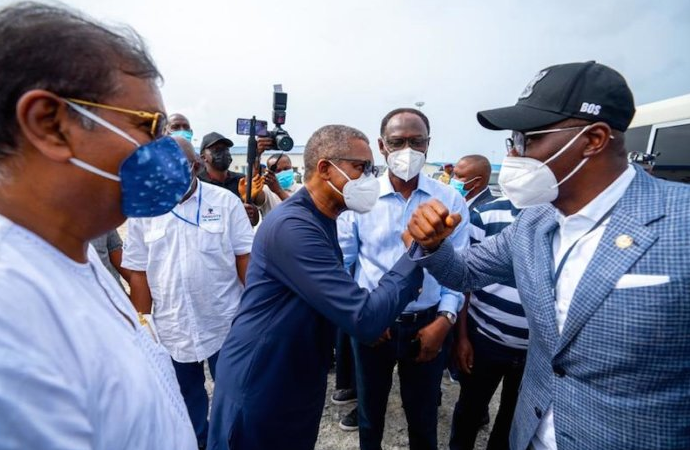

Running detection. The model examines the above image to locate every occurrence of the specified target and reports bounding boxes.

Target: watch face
[439,312,456,325]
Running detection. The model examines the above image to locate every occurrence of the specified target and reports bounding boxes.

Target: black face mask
[210,150,231,172]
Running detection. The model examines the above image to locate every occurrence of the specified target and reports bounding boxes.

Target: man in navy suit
[406,61,690,450]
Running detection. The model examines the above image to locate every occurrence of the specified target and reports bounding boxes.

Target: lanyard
[551,204,616,286]
[171,183,202,227]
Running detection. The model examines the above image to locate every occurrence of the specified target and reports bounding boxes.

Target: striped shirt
[468,197,528,350]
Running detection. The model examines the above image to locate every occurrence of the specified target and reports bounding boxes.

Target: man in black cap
[198,131,262,226]
[405,61,690,450]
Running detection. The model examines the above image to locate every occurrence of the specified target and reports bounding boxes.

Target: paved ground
[315,369,500,450]
[206,366,502,450]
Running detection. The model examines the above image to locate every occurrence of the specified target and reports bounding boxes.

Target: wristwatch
[437,311,457,326]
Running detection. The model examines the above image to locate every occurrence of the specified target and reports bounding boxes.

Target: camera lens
[275,134,294,151]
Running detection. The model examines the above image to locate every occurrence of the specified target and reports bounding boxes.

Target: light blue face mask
[276,169,295,189]
[170,129,193,142]
[64,100,191,218]
[449,176,479,198]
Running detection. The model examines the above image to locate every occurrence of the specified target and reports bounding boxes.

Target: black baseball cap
[200,132,234,152]
[477,61,635,132]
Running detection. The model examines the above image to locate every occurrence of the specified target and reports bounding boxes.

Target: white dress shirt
[0,215,197,449]
[532,165,636,450]
[123,181,254,363]
[466,186,490,208]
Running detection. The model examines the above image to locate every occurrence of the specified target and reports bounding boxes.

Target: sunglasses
[382,136,430,151]
[330,158,379,177]
[65,98,168,139]
[505,125,588,156]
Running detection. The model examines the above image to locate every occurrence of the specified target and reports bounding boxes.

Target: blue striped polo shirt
[468,197,528,350]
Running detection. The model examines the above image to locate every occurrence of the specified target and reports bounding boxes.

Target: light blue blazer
[417,166,690,449]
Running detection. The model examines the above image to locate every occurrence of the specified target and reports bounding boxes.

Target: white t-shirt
[0,215,196,450]
[123,181,254,363]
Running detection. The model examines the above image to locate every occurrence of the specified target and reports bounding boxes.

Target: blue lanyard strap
[171,182,202,226]
[551,204,616,286]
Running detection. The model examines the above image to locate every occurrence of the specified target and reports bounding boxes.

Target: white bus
[625,93,690,184]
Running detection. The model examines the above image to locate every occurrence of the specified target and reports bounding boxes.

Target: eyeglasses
[381,136,430,151]
[330,158,379,177]
[505,126,588,156]
[65,98,167,139]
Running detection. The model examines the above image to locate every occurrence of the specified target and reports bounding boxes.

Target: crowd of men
[0,3,688,450]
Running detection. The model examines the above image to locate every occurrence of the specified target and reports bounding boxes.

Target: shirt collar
[379,170,432,198]
[555,164,636,227]
[466,187,489,208]
[179,178,201,205]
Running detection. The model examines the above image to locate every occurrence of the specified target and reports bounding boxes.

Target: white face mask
[327,161,380,213]
[498,125,592,208]
[385,147,426,182]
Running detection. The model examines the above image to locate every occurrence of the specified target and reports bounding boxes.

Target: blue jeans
[352,307,449,450]
[449,327,526,450]
[172,351,219,449]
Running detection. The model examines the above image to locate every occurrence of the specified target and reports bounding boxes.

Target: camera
[236,90,294,151]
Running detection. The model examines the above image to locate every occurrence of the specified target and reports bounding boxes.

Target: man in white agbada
[0,3,197,449]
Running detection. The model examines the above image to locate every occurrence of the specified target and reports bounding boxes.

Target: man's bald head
[166,113,191,134]
[453,154,491,200]
[457,155,491,178]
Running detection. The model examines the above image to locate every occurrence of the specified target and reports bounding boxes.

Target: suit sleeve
[269,216,424,344]
[413,216,518,293]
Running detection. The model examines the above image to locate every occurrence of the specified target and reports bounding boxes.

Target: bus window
[624,125,651,155]
[649,121,690,183]
[652,122,690,167]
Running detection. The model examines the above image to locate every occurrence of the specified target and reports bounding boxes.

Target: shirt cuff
[408,240,452,265]
[438,293,462,315]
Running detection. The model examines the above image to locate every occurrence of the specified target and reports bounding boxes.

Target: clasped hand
[402,199,462,251]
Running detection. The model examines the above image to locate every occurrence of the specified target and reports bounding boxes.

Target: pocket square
[615,274,670,289]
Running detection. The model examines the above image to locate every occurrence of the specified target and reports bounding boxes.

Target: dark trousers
[335,327,356,390]
[352,307,449,450]
[172,351,219,449]
[449,329,526,450]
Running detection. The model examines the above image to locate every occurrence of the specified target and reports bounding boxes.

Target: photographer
[198,131,266,226]
[257,153,303,218]
[265,153,302,199]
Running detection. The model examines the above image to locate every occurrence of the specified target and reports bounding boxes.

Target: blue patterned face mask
[169,129,193,142]
[276,169,295,189]
[64,100,191,217]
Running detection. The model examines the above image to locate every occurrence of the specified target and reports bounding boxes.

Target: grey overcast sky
[10,0,690,164]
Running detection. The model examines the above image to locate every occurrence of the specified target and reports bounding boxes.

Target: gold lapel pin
[615,234,634,249]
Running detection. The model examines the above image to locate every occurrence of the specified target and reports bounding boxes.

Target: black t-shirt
[197,168,244,197]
